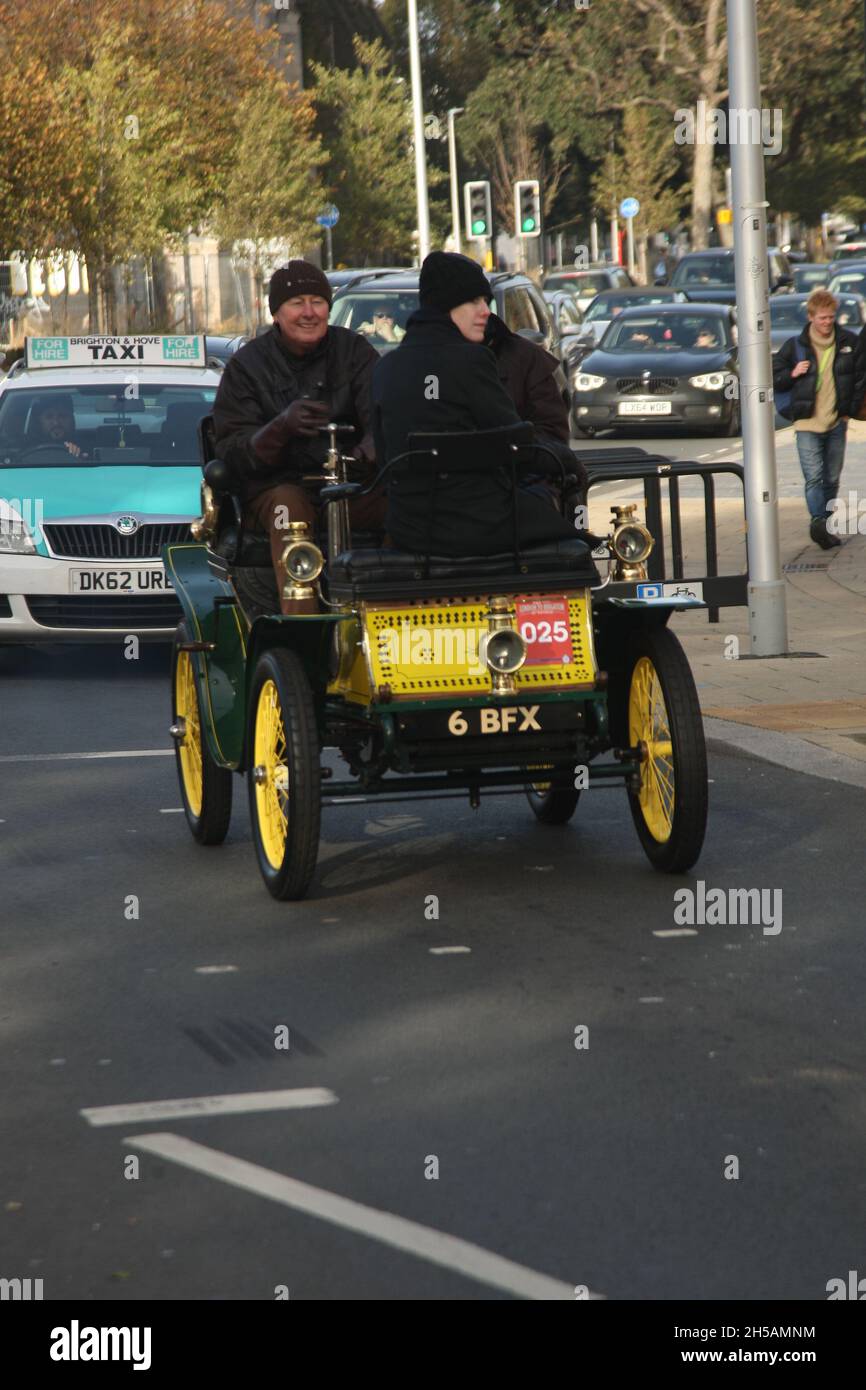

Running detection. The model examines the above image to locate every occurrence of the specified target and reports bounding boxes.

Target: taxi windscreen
[0,385,216,467]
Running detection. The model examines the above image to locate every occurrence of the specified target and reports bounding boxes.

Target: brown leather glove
[250,400,329,472]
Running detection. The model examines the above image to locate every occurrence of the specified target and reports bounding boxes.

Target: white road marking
[0,749,173,764]
[429,946,471,955]
[639,996,665,1003]
[194,965,239,974]
[123,1133,594,1301]
[652,928,699,938]
[160,807,185,814]
[81,1088,337,1127]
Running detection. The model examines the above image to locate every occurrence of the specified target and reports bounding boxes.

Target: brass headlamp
[280,521,324,602]
[483,595,527,695]
[609,504,654,581]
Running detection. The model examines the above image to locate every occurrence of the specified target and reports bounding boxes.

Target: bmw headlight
[573,372,606,391]
[689,372,727,390]
[0,500,37,554]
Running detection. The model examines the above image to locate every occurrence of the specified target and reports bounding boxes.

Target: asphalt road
[2,427,864,1303]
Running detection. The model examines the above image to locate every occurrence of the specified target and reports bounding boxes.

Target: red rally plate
[516,596,573,665]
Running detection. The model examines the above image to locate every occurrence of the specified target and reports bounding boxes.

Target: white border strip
[81,1088,337,1127]
[0,749,173,763]
[124,1133,593,1301]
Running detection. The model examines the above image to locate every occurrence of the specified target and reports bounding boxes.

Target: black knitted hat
[418,252,492,313]
[268,260,332,315]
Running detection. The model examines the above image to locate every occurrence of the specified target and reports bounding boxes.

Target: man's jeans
[796,419,848,520]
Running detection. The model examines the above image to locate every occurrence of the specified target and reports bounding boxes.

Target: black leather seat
[326,537,596,601]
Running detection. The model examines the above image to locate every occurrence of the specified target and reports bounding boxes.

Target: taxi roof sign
[24,335,207,369]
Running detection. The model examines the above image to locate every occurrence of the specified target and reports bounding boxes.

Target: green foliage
[311,37,444,263]
[212,81,326,289]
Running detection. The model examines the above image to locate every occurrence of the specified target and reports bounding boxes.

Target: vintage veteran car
[164,418,747,901]
[0,335,219,642]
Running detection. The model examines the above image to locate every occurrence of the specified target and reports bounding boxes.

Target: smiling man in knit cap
[212,259,381,611]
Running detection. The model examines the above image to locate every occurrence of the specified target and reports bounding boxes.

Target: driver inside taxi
[33,398,87,457]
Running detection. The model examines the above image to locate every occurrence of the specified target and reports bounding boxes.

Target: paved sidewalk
[586,419,866,766]
[673,419,866,763]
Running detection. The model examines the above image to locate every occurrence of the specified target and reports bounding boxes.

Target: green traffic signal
[472,218,488,235]
[522,216,536,232]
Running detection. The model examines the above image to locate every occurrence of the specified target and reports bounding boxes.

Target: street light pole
[727,0,787,655]
[407,0,430,261]
[447,107,464,253]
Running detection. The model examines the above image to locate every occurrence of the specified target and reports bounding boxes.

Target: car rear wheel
[626,627,707,872]
[247,647,321,900]
[172,623,232,845]
[526,768,581,824]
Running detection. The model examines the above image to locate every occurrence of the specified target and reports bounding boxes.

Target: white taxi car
[0,335,220,641]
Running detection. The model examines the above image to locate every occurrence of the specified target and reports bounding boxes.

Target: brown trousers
[246,482,386,614]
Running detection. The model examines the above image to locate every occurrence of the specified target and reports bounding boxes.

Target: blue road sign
[619,197,640,219]
[316,205,340,229]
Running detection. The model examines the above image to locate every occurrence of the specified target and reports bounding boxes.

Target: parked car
[660,247,793,302]
[0,334,220,642]
[204,334,247,370]
[790,263,830,293]
[543,265,635,313]
[769,292,866,357]
[831,241,866,262]
[827,263,866,299]
[330,268,562,361]
[570,302,739,438]
[325,268,408,294]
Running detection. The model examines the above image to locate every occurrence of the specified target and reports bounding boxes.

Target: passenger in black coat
[371,253,576,557]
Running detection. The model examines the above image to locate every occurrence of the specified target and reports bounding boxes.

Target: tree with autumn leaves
[0,0,325,329]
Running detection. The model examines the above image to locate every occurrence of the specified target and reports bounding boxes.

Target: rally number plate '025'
[69,568,173,593]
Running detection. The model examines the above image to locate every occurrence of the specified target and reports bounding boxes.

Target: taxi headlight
[484,628,527,675]
[573,372,606,391]
[611,523,653,565]
[284,540,324,584]
[689,372,726,390]
[0,502,36,554]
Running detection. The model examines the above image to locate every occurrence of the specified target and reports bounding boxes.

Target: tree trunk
[690,135,715,249]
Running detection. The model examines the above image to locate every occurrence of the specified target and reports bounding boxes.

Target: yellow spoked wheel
[525,764,581,824]
[171,623,232,845]
[626,628,707,872]
[247,648,321,900]
[253,679,289,870]
[629,657,674,843]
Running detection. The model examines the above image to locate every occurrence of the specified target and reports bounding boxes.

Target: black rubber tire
[171,623,233,846]
[526,770,581,824]
[625,626,707,872]
[247,647,321,901]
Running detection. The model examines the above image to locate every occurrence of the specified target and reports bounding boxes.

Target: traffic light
[514,179,541,238]
[464,180,492,241]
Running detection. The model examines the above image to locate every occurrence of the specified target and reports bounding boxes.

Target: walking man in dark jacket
[212,260,381,611]
[371,252,577,556]
[773,288,864,549]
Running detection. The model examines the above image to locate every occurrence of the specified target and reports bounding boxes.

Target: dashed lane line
[81,1088,338,1127]
[124,1132,595,1301]
[0,749,173,763]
